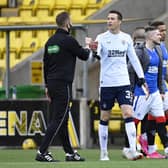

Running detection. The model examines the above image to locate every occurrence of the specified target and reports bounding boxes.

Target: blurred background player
[132,27,146,47]
[149,21,168,124]
[141,21,168,158]
[127,26,149,156]
[137,21,168,158]
[128,26,168,158]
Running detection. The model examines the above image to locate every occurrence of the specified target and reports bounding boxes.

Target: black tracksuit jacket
[43,28,90,86]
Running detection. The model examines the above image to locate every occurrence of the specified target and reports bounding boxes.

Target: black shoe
[65,151,85,161]
[35,150,59,162]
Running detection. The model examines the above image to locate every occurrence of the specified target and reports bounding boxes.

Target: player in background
[140,21,168,158]
[127,26,168,158]
[148,21,168,126]
[126,27,149,155]
[132,27,146,47]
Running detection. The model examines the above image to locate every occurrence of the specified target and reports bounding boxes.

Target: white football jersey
[96,30,144,87]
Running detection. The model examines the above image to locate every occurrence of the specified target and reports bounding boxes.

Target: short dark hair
[144,26,158,33]
[109,10,123,20]
[149,21,165,27]
[56,11,70,27]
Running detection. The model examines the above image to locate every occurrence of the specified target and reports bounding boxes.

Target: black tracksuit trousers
[39,80,74,154]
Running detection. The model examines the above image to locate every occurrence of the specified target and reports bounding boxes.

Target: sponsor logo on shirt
[108,50,126,57]
[147,66,158,73]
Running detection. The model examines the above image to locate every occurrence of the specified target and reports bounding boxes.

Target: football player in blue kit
[128,26,168,158]
[139,21,168,158]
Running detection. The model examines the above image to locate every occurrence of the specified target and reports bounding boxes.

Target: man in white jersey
[95,10,148,161]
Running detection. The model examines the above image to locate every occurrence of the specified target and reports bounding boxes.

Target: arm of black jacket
[66,36,90,60]
[128,46,149,92]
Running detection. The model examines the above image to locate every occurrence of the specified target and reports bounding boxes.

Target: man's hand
[85,37,98,52]
[85,37,92,49]
[137,78,146,87]
[89,41,98,52]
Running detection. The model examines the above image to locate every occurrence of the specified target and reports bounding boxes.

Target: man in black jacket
[35,12,92,162]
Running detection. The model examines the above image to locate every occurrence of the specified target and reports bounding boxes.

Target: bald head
[132,27,145,43]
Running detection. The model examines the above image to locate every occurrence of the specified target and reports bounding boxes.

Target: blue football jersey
[134,48,159,95]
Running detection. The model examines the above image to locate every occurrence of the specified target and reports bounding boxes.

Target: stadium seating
[87,0,106,9]
[86,0,106,16]
[0,32,6,68]
[71,0,88,14]
[0,54,6,69]
[19,31,39,60]
[0,32,6,52]
[36,16,55,24]
[0,0,111,69]
[35,0,56,17]
[7,16,23,25]
[0,0,8,7]
[10,31,22,53]
[19,0,38,17]
[54,0,72,11]
[36,30,50,48]
[0,17,8,25]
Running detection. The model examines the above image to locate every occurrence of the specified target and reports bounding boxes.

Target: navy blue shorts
[100,85,133,110]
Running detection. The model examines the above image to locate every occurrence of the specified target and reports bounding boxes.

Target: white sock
[125,121,136,152]
[98,123,108,152]
[141,132,147,140]
[148,145,156,154]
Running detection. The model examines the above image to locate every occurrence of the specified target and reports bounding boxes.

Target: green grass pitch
[0,148,168,168]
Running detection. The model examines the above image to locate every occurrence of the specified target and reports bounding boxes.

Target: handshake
[85,37,100,60]
[85,37,98,51]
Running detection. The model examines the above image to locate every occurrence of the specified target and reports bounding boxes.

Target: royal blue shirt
[134,48,159,95]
